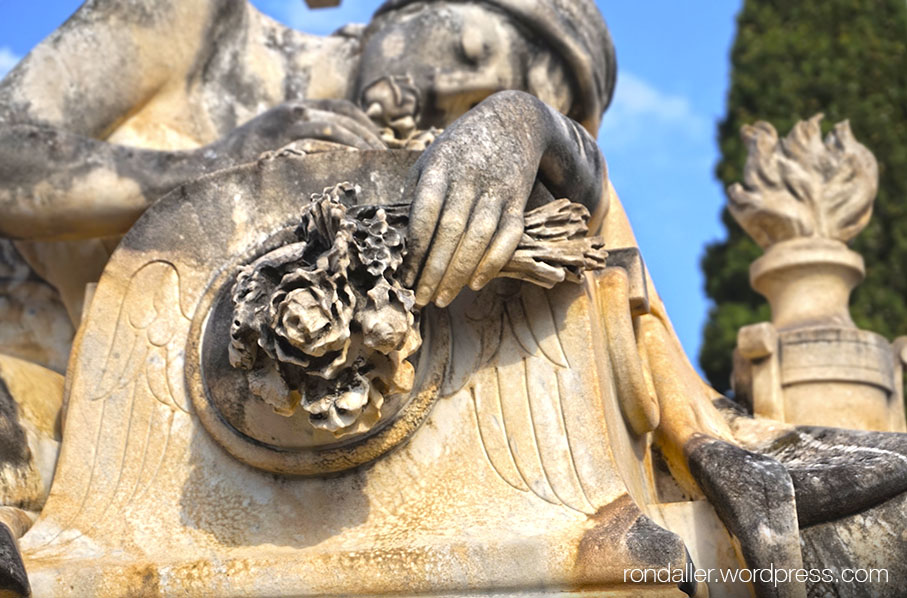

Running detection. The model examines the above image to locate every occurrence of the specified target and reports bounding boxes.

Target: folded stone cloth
[373,0,617,133]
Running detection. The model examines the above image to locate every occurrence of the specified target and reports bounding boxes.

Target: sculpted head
[354,0,616,133]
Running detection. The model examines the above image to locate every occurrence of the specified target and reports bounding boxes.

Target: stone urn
[729,115,906,431]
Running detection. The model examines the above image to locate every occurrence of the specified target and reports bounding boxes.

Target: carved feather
[449,283,602,515]
[29,261,192,552]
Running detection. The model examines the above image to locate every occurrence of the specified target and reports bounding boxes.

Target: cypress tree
[701,0,907,391]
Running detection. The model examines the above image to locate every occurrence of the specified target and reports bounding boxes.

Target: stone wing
[92,260,193,415]
[444,284,601,515]
[29,260,193,552]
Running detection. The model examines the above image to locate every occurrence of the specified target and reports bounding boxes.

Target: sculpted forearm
[403,90,608,306]
[0,0,239,134]
[0,125,216,240]
[483,91,605,215]
[0,100,386,240]
[534,96,605,217]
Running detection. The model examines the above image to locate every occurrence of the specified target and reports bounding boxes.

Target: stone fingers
[306,99,381,131]
[468,204,524,291]
[413,183,480,306]
[432,193,503,307]
[402,166,447,290]
[301,107,386,149]
[286,121,377,151]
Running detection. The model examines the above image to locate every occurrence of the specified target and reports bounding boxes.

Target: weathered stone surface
[705,397,907,597]
[757,426,907,528]
[0,241,73,373]
[688,436,806,598]
[0,522,28,598]
[17,151,698,596]
[0,353,62,596]
[1,2,905,597]
[0,354,63,513]
[800,490,907,598]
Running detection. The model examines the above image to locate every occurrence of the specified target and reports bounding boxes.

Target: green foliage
[701,0,907,391]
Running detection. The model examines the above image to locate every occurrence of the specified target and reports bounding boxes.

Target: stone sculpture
[730,115,907,431]
[0,2,905,598]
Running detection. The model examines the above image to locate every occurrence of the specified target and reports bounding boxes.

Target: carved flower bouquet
[229,183,421,436]
[228,182,606,437]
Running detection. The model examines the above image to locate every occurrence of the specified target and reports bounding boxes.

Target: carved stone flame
[728,114,878,248]
[228,182,606,437]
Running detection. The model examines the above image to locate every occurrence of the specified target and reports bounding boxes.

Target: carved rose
[276,287,349,357]
[360,281,415,354]
[229,183,421,437]
[300,360,381,433]
[267,269,356,380]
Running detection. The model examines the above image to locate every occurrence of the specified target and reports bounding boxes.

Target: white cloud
[599,71,708,149]
[0,47,21,79]
[611,72,696,122]
[612,72,696,121]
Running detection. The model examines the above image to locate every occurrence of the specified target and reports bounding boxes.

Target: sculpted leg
[0,354,64,598]
[0,241,73,370]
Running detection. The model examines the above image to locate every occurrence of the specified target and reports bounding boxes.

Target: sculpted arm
[0,126,217,239]
[0,0,229,240]
[403,90,606,307]
[0,0,376,240]
[0,103,383,240]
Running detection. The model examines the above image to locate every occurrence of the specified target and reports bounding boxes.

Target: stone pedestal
[727,116,906,432]
[735,239,905,431]
[778,327,899,430]
[737,239,905,430]
[750,238,863,331]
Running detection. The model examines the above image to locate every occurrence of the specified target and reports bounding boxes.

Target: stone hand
[402,91,606,308]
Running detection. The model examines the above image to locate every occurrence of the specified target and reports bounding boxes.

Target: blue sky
[0,1,742,371]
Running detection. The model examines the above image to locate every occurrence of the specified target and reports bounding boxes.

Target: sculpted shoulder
[0,0,359,147]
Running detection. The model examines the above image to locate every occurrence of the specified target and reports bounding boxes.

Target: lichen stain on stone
[572,494,638,582]
[625,514,687,569]
[380,31,406,59]
[120,563,160,598]
[0,377,31,468]
[178,463,270,547]
[572,493,686,590]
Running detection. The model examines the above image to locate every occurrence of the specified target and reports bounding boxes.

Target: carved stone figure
[0,2,906,598]
[730,115,907,431]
